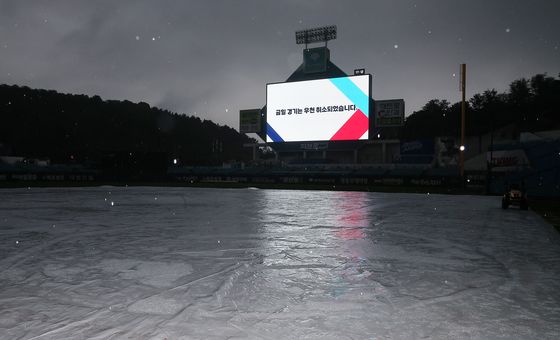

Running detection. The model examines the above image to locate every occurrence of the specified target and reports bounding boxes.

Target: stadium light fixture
[296,25,337,47]
[354,69,365,75]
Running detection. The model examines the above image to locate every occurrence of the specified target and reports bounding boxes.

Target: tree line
[402,73,560,140]
[1,72,558,173]
[0,85,254,172]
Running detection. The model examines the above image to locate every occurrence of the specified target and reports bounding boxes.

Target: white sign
[266,75,370,143]
[488,149,530,171]
[375,99,404,127]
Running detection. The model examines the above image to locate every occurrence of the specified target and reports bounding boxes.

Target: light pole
[488,110,495,193]
[460,64,466,183]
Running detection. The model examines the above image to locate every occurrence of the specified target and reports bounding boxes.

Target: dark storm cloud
[1,0,559,129]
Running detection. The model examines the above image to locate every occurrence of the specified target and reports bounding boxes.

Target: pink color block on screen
[330,110,368,141]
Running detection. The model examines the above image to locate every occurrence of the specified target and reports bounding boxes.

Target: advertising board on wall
[239,109,262,133]
[487,149,530,172]
[266,75,371,143]
[398,139,436,164]
[374,99,405,127]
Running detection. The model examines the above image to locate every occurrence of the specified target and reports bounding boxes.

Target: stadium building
[240,26,403,166]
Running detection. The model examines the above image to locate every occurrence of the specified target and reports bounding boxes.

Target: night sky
[1,0,559,129]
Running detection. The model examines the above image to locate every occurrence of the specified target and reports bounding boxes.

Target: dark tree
[402,73,560,140]
[0,85,254,175]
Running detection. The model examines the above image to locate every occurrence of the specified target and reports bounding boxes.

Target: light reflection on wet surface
[1,187,559,339]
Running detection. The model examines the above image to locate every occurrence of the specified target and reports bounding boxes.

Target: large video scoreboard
[266,75,371,143]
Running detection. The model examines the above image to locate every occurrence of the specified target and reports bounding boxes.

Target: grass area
[529,199,560,233]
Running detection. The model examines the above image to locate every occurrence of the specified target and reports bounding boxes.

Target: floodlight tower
[295,25,337,48]
[295,25,337,74]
